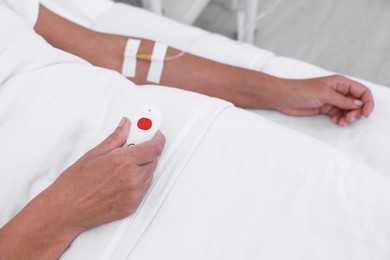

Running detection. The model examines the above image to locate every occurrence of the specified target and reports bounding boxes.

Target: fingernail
[117,117,126,128]
[354,100,363,106]
[349,117,356,123]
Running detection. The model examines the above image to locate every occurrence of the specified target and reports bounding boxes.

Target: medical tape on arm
[122,39,141,78]
[147,42,168,84]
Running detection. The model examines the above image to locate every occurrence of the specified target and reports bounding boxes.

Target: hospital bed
[1,1,390,259]
[40,0,261,43]
[142,0,260,43]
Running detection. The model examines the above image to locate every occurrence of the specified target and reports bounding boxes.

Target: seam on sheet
[101,99,232,260]
[125,102,230,259]
[124,103,232,260]
[103,99,231,260]
[99,99,221,260]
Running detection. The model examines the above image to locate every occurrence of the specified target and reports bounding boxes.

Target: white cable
[121,0,284,81]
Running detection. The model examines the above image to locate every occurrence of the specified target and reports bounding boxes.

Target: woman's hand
[33,5,375,128]
[275,75,375,126]
[0,117,165,259]
[50,117,166,233]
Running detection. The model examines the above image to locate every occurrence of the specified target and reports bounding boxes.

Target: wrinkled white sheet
[91,3,390,175]
[39,0,113,28]
[1,2,390,260]
[259,57,390,176]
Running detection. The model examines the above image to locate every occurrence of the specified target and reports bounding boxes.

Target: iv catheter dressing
[122,0,284,82]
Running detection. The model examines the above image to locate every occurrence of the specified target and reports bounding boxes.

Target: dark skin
[0,118,166,259]
[0,4,375,259]
[34,5,374,126]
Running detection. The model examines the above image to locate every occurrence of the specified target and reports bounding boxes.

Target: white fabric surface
[1,2,390,260]
[110,108,390,260]
[91,3,390,176]
[0,0,39,25]
[39,0,114,28]
[259,57,390,176]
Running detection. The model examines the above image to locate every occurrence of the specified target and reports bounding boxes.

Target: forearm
[34,5,119,71]
[159,47,286,109]
[34,5,285,109]
[0,120,165,259]
[0,187,79,260]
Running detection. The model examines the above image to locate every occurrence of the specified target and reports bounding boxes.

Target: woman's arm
[33,5,280,109]
[34,5,374,126]
[0,118,165,259]
[0,186,79,259]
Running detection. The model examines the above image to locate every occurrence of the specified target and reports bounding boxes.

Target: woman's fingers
[87,117,131,159]
[338,78,375,117]
[124,131,166,166]
[322,90,364,111]
[334,110,362,127]
[309,75,374,126]
[134,160,159,185]
[361,90,375,117]
[324,76,375,117]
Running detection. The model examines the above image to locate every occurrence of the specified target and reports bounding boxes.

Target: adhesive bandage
[147,42,168,84]
[122,39,141,78]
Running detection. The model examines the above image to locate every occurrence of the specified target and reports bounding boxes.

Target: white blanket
[1,3,390,260]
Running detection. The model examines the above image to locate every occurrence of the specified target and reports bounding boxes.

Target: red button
[137,117,153,131]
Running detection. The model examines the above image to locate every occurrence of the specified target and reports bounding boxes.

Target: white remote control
[126,105,163,146]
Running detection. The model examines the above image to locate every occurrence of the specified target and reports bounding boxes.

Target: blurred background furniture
[194,0,390,87]
[142,0,259,43]
[115,0,390,86]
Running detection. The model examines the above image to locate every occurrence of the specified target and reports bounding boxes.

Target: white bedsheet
[91,3,390,176]
[1,2,390,260]
[259,57,390,176]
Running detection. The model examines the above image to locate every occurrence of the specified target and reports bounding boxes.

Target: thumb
[324,91,363,110]
[93,117,130,156]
